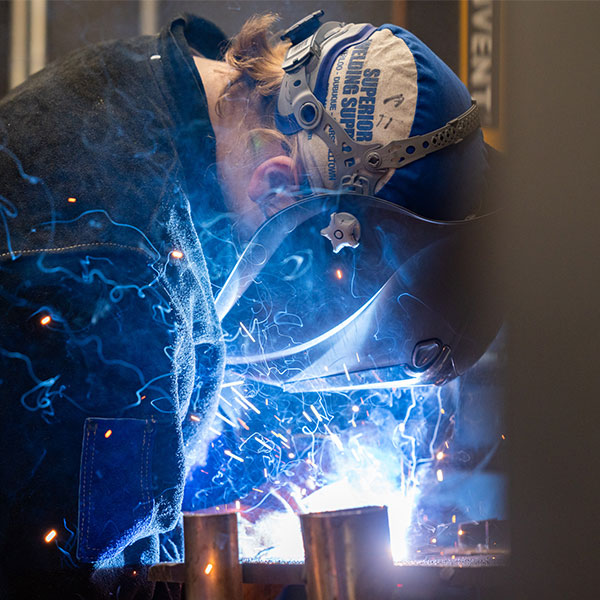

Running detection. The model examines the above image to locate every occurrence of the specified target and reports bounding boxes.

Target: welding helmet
[214,12,500,391]
[215,192,501,392]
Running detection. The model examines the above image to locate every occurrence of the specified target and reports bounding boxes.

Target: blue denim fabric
[0,241,223,573]
[78,417,156,562]
[0,14,227,598]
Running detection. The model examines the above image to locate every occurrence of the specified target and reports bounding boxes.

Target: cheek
[233,203,266,242]
[261,192,296,219]
[216,131,255,188]
[216,153,251,212]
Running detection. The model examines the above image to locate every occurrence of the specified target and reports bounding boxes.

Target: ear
[247,155,297,217]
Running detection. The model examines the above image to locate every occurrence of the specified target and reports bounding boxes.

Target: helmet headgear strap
[277,11,481,195]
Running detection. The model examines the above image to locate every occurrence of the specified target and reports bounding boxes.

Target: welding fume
[0,7,502,600]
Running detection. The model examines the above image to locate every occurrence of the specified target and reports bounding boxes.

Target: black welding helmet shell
[215,192,501,392]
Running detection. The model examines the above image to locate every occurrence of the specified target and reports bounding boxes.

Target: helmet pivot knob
[320,212,361,253]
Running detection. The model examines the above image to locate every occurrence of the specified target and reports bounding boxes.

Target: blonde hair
[217,14,302,181]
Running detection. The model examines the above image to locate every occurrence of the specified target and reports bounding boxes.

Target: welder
[0,10,492,600]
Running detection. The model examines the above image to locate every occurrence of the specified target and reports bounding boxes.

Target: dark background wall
[1,1,463,99]
[503,2,600,598]
[406,0,459,75]
[46,0,141,63]
[0,1,9,95]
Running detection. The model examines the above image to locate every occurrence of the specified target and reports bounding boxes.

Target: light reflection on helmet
[216,193,501,392]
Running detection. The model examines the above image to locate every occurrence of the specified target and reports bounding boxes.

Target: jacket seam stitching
[0,242,152,261]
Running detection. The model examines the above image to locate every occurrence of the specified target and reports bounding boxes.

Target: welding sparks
[224,449,244,463]
[231,387,261,414]
[104,429,112,439]
[194,372,465,564]
[335,269,343,280]
[44,529,57,543]
[343,363,351,382]
[67,196,77,203]
[310,405,323,421]
[239,321,255,342]
[254,435,274,450]
[204,563,213,575]
[458,529,465,536]
[242,398,261,414]
[170,249,184,259]
[221,379,245,389]
[270,431,288,443]
[220,395,233,407]
[216,412,236,428]
[190,414,201,422]
[324,424,344,451]
[40,315,51,326]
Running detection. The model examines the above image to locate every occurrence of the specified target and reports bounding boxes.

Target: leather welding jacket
[0,14,230,597]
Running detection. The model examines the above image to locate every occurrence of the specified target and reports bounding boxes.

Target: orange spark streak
[44,530,57,543]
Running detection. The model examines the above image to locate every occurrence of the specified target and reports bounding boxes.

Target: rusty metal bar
[299,505,394,600]
[183,512,243,600]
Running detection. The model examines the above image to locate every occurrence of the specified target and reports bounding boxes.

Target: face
[195,55,298,242]
[214,122,267,241]
[215,120,298,242]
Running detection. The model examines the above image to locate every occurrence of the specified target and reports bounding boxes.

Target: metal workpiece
[183,512,243,600]
[300,505,395,600]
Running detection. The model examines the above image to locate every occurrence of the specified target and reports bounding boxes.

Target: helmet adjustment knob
[320,212,361,253]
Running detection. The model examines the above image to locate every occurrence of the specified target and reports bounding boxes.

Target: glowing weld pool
[183,331,507,564]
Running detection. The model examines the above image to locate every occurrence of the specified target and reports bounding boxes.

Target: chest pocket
[77,417,155,562]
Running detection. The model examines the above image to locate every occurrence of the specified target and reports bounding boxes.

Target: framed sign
[460,0,505,149]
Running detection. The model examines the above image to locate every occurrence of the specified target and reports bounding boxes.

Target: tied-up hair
[217,14,303,185]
